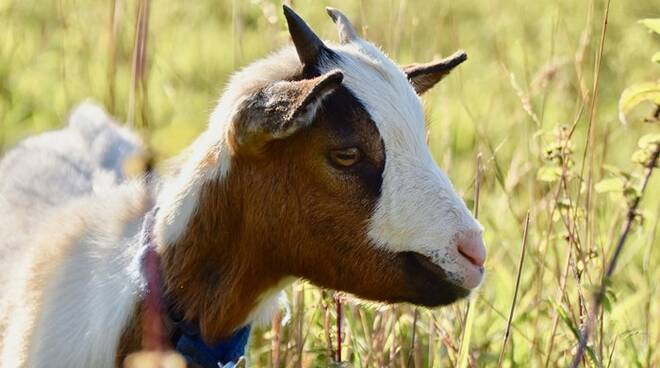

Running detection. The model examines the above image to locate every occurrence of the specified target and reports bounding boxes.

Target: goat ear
[403,51,467,95]
[326,7,358,44]
[229,70,344,155]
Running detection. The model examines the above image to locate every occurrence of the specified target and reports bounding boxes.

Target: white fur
[243,277,296,327]
[154,46,301,248]
[155,131,231,248]
[27,183,147,368]
[0,101,143,285]
[0,102,147,367]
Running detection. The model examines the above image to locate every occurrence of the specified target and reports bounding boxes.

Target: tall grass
[497,212,530,368]
[0,0,658,366]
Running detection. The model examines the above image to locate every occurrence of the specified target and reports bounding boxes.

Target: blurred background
[1,0,659,366]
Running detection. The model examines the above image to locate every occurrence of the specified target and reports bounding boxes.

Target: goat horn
[325,7,358,43]
[283,5,327,67]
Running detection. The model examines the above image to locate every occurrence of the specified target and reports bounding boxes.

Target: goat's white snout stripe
[317,38,484,289]
[369,151,484,288]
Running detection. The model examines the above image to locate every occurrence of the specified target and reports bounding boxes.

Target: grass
[1,0,659,366]
[497,212,530,368]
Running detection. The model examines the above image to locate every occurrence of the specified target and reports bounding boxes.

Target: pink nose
[457,231,486,267]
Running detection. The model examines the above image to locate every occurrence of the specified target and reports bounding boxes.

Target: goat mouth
[410,252,450,278]
[399,251,471,307]
[411,252,482,289]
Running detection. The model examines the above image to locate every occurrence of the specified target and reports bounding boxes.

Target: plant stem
[335,292,342,363]
[128,0,150,129]
[408,307,419,367]
[570,143,659,367]
[106,0,121,114]
[457,153,482,368]
[497,212,531,368]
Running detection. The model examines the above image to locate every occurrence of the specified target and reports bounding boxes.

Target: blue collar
[170,322,251,368]
[140,208,251,367]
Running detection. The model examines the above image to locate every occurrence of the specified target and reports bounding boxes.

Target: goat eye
[329,147,361,167]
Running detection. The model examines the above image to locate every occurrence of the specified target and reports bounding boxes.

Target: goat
[0,6,486,367]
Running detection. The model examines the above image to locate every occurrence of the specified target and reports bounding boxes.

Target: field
[1,0,659,366]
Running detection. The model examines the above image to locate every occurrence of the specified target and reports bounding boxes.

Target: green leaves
[537,166,563,182]
[550,299,600,367]
[618,19,660,124]
[600,278,618,314]
[632,133,660,167]
[595,178,625,193]
[618,81,660,125]
[537,125,575,184]
[595,170,640,209]
[639,18,660,35]
[652,52,660,64]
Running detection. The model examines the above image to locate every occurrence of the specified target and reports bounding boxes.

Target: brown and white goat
[0,6,486,367]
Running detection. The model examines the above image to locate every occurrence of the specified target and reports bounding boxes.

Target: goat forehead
[321,42,428,157]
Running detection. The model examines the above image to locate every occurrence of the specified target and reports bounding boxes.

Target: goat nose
[457,232,486,268]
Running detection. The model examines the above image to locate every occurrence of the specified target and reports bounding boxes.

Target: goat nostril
[457,234,486,268]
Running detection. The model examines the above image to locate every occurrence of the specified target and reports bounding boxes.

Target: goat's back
[0,101,143,286]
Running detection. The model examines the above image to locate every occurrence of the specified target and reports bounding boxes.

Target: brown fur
[117,86,401,357]
[161,88,394,343]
